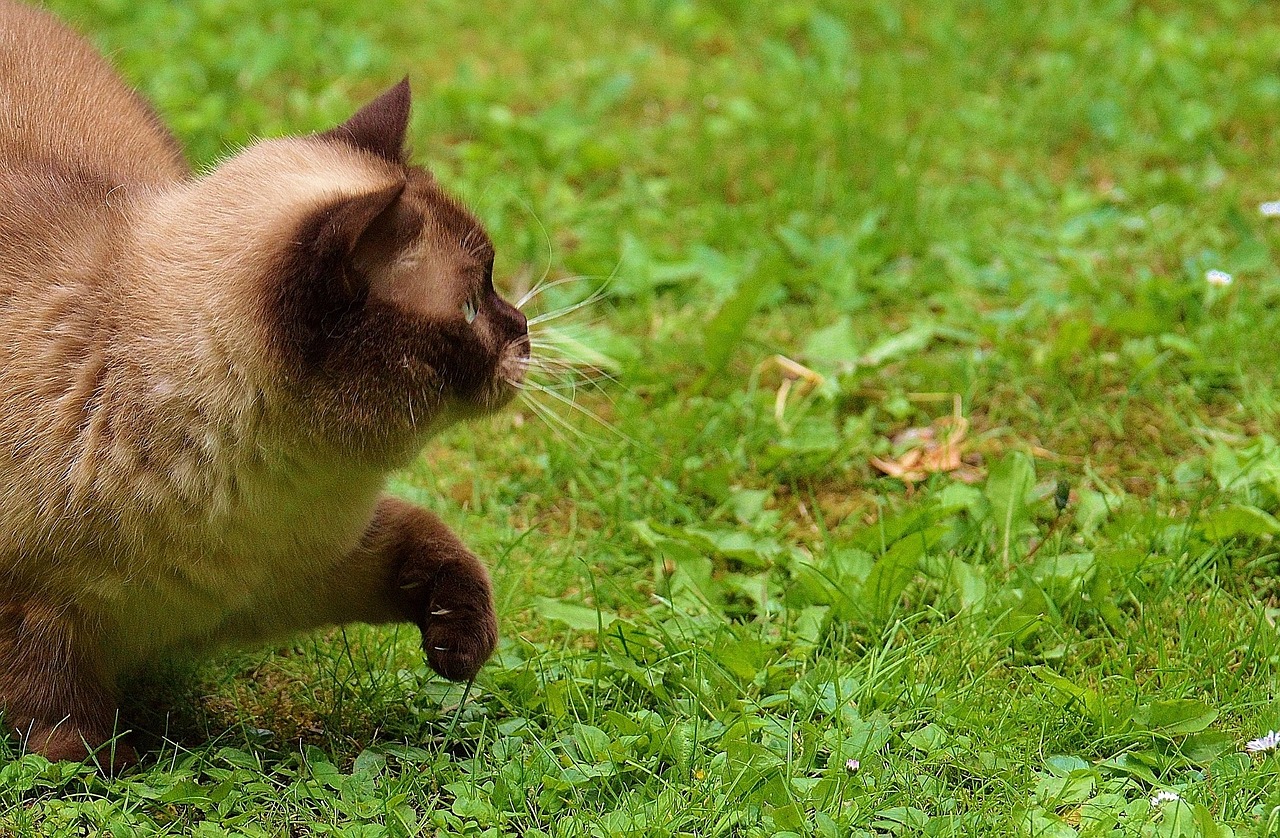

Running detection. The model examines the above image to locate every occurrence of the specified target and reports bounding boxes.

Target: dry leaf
[766,354,825,424]
[871,396,983,485]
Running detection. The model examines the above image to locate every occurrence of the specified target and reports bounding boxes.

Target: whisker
[530,372,605,389]
[506,254,645,450]
[505,191,556,309]
[527,286,611,326]
[519,390,600,446]
[516,274,597,311]
[528,326,612,354]
[520,257,619,320]
[522,373,614,403]
[520,381,639,447]
[528,334,618,368]
[527,367,616,396]
[524,357,618,393]
[524,350,609,371]
[524,371,605,399]
[523,397,608,448]
[527,318,612,343]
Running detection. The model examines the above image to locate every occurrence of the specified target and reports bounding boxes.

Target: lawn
[6,0,1280,834]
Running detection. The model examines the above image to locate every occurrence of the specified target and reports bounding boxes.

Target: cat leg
[222,495,498,681]
[0,601,132,769]
[369,497,500,682]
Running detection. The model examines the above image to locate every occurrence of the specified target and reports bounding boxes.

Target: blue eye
[462,299,478,324]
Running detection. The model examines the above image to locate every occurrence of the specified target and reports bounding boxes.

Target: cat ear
[316,180,407,258]
[275,180,407,341]
[321,77,411,163]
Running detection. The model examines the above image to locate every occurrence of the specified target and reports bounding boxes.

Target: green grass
[8,0,1280,834]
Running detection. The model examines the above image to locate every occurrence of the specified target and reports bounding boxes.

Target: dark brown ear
[321,77,411,163]
[324,181,407,256]
[270,181,408,364]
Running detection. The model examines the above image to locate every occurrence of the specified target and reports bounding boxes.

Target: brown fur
[0,1,527,767]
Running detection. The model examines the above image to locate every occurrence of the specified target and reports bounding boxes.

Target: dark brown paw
[422,606,496,685]
[387,507,500,682]
[401,562,497,681]
[407,570,496,680]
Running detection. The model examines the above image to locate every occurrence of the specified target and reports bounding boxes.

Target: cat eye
[462,298,478,324]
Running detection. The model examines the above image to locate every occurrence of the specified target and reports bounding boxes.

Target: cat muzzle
[500,335,532,387]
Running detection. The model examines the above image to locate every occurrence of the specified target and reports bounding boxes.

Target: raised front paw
[399,554,498,682]
[422,590,497,681]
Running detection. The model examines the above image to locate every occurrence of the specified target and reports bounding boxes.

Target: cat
[0,0,528,768]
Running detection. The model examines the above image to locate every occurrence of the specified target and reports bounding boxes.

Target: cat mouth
[499,335,531,388]
[449,336,529,418]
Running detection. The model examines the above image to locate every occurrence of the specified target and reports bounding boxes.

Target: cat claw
[433,646,449,652]
[430,607,452,616]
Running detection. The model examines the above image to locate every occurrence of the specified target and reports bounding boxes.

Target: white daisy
[1150,790,1180,806]
[1260,201,1280,218]
[1206,269,1233,287]
[845,758,860,773]
[1246,730,1280,753]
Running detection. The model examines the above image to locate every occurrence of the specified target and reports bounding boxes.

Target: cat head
[259,80,530,448]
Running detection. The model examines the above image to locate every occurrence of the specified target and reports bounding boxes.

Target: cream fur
[0,2,521,766]
[0,5,413,677]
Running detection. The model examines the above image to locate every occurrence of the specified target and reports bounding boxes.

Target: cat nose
[495,295,527,336]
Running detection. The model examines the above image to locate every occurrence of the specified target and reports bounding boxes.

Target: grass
[7,0,1280,834]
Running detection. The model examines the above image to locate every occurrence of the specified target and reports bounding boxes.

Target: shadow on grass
[118,638,481,768]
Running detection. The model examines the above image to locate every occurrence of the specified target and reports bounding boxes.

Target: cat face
[351,166,531,415]
[265,81,529,446]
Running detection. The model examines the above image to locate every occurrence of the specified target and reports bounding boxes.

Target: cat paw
[387,506,499,682]
[420,571,498,681]
[401,558,497,681]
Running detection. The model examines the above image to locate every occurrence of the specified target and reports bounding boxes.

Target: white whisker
[522,376,613,403]
[520,391,598,445]
[526,343,619,384]
[524,363,614,391]
[499,191,557,311]
[528,286,612,326]
[505,252,642,450]
[527,369,616,396]
[520,381,638,447]
[517,274,596,310]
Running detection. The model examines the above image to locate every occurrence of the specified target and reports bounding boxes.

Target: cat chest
[91,450,384,654]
